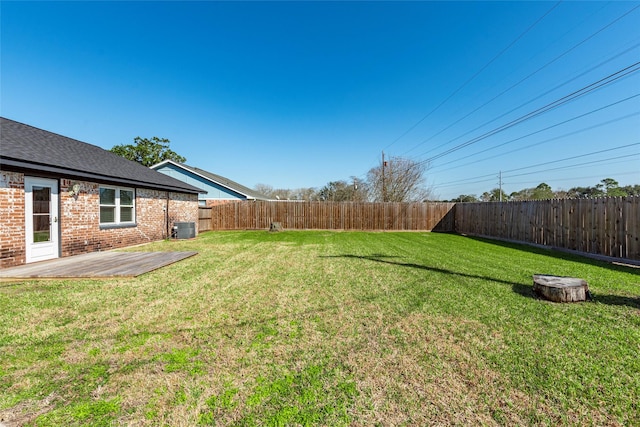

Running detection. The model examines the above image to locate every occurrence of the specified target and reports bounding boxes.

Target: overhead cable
[419,64,640,164]
[406,3,640,156]
[433,142,640,187]
[411,42,640,159]
[382,1,562,151]
[431,111,640,171]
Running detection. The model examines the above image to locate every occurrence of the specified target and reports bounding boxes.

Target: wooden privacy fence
[199,197,639,261]
[198,207,213,232]
[455,197,640,261]
[200,201,455,232]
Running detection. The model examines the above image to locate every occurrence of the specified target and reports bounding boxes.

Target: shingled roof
[0,117,201,194]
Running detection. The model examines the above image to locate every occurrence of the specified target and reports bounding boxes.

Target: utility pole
[498,171,503,202]
[382,151,386,203]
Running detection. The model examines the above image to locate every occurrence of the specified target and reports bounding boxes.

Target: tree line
[452,178,640,202]
[109,137,432,202]
[109,137,637,203]
[255,156,433,202]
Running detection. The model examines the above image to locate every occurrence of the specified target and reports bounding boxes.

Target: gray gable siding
[155,163,249,201]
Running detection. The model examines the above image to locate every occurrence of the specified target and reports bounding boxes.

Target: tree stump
[269,222,283,232]
[533,275,591,302]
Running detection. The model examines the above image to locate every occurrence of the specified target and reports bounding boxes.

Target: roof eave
[1,158,203,194]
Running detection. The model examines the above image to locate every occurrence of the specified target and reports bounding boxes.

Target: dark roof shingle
[0,117,201,194]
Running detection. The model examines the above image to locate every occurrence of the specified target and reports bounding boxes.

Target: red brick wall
[0,174,198,268]
[60,181,198,258]
[0,172,26,268]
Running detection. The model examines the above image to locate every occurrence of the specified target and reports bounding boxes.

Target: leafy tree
[509,188,534,201]
[110,136,186,167]
[318,180,362,202]
[620,184,640,196]
[566,179,620,198]
[566,185,600,198]
[481,188,509,202]
[510,183,554,200]
[455,194,479,202]
[531,182,554,200]
[366,156,431,202]
[597,178,627,196]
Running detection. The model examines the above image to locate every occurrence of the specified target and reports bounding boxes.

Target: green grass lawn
[1,231,639,426]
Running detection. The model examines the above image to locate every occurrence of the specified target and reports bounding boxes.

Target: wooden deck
[0,251,198,280]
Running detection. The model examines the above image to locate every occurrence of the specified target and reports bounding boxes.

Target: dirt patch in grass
[0,393,61,427]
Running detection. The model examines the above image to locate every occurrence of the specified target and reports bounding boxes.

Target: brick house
[151,160,270,207]
[0,117,202,268]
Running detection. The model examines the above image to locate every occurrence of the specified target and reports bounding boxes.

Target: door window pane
[32,186,51,242]
[33,214,51,242]
[33,186,50,214]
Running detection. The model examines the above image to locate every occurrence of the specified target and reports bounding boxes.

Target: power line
[435,159,639,190]
[513,142,640,175]
[418,64,640,164]
[503,154,639,179]
[505,170,640,187]
[382,1,562,151]
[431,111,640,172]
[433,142,640,187]
[410,42,640,159]
[404,3,640,157]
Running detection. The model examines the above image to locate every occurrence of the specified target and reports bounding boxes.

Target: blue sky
[2,1,639,200]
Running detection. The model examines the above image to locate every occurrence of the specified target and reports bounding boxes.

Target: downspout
[165,191,170,239]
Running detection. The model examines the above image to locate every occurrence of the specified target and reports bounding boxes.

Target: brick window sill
[99,223,137,230]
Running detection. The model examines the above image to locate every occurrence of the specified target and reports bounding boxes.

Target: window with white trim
[99,186,135,225]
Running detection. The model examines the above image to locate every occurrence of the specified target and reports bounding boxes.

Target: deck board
[0,251,198,280]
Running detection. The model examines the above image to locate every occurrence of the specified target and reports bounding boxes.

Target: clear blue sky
[2,1,639,200]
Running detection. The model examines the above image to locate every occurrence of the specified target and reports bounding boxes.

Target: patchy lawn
[1,231,638,426]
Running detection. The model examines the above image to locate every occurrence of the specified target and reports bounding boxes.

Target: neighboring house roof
[0,117,201,194]
[151,160,270,201]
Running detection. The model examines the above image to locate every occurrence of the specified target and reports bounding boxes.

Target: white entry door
[25,177,60,263]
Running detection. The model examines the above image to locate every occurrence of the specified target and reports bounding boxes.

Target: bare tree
[291,187,320,201]
[366,156,431,202]
[253,183,320,201]
[254,183,275,198]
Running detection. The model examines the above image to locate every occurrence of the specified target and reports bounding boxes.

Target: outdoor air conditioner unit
[173,222,196,239]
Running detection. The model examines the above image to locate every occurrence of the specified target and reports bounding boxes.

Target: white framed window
[99,186,135,225]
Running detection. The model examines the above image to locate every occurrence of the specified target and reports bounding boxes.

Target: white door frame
[25,176,60,263]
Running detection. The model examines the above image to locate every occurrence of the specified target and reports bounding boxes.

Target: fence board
[454,197,639,261]
[198,207,212,232]
[201,197,639,261]
[203,201,456,232]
